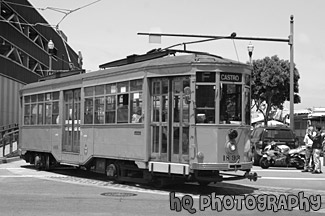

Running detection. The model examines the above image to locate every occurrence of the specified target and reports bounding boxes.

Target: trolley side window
[84,87,94,124]
[94,85,105,124]
[23,92,60,125]
[105,84,117,123]
[130,80,143,123]
[83,79,143,125]
[195,72,216,124]
[117,82,129,123]
[105,95,116,123]
[117,94,129,123]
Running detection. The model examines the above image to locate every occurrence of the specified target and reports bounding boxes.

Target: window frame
[23,91,60,126]
[83,79,143,125]
[195,72,216,124]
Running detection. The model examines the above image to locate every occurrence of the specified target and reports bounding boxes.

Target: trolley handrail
[0,124,19,157]
[0,123,18,133]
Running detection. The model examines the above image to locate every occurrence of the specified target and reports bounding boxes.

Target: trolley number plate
[223,155,240,161]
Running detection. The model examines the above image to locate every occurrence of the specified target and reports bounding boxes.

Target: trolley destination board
[220,72,242,82]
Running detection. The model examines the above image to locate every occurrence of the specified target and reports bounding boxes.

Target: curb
[0,156,22,164]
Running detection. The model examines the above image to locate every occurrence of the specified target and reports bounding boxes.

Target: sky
[27,0,325,111]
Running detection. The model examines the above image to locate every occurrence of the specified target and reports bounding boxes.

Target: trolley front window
[195,85,215,123]
[220,84,242,124]
[195,72,216,124]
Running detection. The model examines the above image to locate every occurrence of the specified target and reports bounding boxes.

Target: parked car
[250,126,296,166]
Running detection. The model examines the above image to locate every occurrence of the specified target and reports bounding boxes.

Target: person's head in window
[132,107,142,123]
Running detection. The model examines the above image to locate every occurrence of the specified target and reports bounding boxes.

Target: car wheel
[260,157,270,169]
[295,160,305,170]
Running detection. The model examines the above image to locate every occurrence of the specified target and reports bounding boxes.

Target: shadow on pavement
[163,182,258,196]
[20,164,258,196]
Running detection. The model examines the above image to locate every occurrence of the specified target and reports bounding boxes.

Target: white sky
[28,0,325,110]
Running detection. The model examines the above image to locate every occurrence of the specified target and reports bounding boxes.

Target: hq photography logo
[169,191,322,214]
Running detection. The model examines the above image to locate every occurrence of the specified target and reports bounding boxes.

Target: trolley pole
[138,15,295,129]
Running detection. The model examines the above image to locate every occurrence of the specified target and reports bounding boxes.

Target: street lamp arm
[231,36,289,43]
[163,38,219,50]
[137,32,290,43]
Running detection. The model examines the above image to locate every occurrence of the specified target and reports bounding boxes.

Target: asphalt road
[0,159,324,216]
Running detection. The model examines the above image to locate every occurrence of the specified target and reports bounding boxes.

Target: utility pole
[289,15,295,131]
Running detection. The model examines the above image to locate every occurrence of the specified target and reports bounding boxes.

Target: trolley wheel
[44,154,50,171]
[34,155,41,170]
[259,157,270,169]
[295,161,304,170]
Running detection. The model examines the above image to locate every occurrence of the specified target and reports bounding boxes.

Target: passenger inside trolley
[132,107,142,123]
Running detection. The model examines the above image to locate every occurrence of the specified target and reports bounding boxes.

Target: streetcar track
[258,176,325,180]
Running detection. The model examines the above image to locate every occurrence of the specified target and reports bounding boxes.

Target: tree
[251,55,300,126]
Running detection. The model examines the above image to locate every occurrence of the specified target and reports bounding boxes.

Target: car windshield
[264,129,293,139]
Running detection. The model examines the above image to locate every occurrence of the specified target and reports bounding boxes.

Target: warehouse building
[0,0,83,127]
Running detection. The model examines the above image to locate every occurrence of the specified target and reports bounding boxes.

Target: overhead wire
[2,0,100,71]
[2,0,101,29]
[54,0,101,28]
[160,32,242,62]
[232,39,240,62]
[4,1,244,65]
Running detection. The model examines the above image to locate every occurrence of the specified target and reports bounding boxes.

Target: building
[306,107,325,128]
[0,0,82,127]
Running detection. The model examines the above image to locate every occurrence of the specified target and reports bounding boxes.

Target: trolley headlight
[197,151,204,163]
[225,129,238,154]
[197,151,204,159]
[230,143,236,151]
[226,142,237,152]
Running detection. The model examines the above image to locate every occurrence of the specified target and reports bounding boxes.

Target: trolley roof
[21,49,251,92]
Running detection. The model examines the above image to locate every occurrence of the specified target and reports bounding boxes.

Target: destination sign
[220,73,242,82]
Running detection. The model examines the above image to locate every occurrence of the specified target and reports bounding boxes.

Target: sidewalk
[0,156,21,164]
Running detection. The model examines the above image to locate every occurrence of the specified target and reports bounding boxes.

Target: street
[0,159,324,216]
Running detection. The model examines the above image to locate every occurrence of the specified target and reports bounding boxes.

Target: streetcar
[19,49,258,186]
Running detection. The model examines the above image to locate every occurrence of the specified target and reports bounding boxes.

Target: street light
[247,42,254,65]
[48,40,54,73]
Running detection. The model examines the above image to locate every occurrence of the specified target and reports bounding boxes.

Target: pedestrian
[308,125,323,174]
[302,126,314,172]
